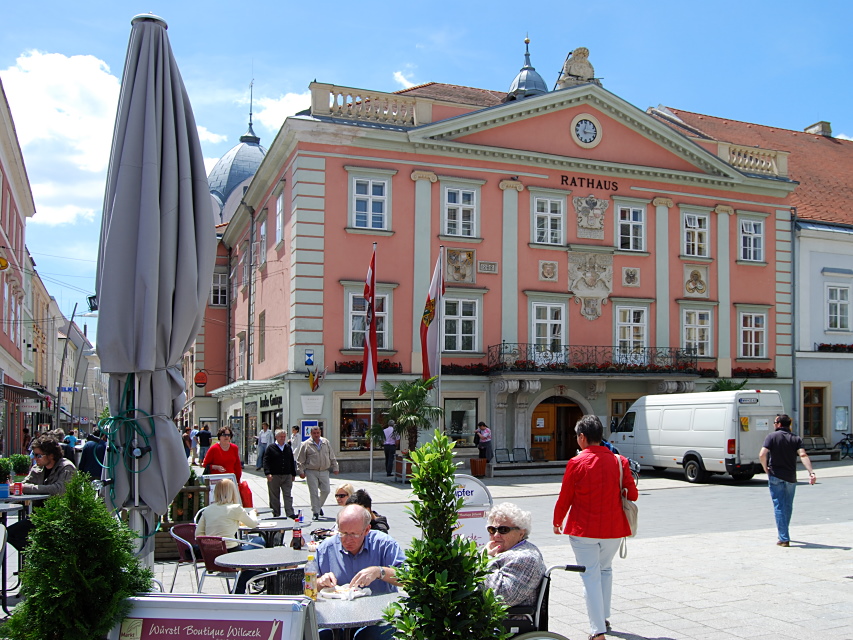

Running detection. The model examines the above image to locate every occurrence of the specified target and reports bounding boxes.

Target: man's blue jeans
[768,475,796,543]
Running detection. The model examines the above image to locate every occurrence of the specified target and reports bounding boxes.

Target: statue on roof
[556,47,598,89]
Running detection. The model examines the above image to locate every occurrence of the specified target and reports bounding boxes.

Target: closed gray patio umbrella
[95,14,215,557]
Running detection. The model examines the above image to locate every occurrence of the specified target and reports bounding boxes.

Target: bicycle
[835,433,853,459]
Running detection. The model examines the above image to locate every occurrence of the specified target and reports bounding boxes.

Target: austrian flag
[359,246,378,395]
[420,253,444,380]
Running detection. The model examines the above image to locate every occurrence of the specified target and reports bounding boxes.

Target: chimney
[804,121,832,137]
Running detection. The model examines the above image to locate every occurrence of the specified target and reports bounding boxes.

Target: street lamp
[55,303,78,429]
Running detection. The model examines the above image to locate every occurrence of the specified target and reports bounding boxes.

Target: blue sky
[2,0,852,336]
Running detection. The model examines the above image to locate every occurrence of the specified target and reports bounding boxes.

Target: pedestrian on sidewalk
[190,425,200,465]
[197,425,212,463]
[382,420,399,477]
[296,426,339,520]
[759,414,816,547]
[476,422,493,462]
[255,422,274,470]
[290,425,302,452]
[553,414,638,640]
[263,428,297,518]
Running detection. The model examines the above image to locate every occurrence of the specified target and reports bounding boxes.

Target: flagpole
[436,245,444,434]
[369,389,375,481]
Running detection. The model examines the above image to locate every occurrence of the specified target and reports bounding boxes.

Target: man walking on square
[382,420,398,477]
[255,422,274,470]
[296,426,339,520]
[263,428,298,519]
[759,414,816,547]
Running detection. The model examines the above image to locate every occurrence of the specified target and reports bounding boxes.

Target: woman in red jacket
[202,427,242,482]
[553,415,638,640]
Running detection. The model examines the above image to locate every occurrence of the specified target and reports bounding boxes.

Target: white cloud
[197,125,227,143]
[253,92,311,133]
[2,50,119,173]
[204,157,220,176]
[393,71,416,89]
[838,133,852,141]
[2,50,119,226]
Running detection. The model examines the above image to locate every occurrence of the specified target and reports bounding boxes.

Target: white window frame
[210,272,228,306]
[345,166,396,232]
[230,268,237,301]
[444,298,478,352]
[739,311,766,358]
[532,302,565,364]
[683,308,712,357]
[739,218,764,262]
[237,336,246,380]
[257,216,267,265]
[617,205,645,251]
[530,189,565,245]
[440,177,484,239]
[615,305,648,364]
[682,211,710,257]
[826,284,851,331]
[347,291,389,350]
[275,192,284,245]
[258,311,266,364]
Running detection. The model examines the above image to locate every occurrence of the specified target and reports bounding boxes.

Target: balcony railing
[487,343,698,375]
[717,142,789,177]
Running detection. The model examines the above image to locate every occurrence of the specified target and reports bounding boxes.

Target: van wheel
[731,472,754,482]
[683,459,707,483]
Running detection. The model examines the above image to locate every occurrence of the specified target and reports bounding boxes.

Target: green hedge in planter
[1,473,153,640]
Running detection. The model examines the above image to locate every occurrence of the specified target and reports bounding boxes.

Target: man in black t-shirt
[759,414,816,547]
[196,425,213,464]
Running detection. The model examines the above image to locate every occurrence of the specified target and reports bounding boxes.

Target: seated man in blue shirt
[316,504,405,640]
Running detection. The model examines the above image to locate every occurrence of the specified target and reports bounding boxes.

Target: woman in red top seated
[202,426,242,482]
[553,414,638,640]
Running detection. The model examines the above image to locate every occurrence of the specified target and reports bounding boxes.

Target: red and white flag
[359,247,378,395]
[420,252,444,380]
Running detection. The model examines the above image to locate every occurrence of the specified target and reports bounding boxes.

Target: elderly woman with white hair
[483,502,546,609]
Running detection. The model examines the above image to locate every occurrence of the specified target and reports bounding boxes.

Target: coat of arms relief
[568,252,613,320]
[574,195,609,240]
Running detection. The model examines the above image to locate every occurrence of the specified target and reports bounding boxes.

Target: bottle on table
[290,527,303,550]
[303,554,318,600]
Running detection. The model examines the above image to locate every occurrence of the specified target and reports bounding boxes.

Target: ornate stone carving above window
[446,248,475,283]
[568,251,613,320]
[684,265,709,298]
[573,194,609,240]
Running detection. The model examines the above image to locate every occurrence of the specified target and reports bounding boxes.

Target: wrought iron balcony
[487,343,698,375]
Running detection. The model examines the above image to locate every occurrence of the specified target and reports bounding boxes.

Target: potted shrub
[386,430,509,639]
[0,458,12,498]
[9,453,31,482]
[1,473,153,640]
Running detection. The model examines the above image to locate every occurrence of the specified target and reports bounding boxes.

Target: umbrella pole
[129,374,154,568]
[369,390,374,481]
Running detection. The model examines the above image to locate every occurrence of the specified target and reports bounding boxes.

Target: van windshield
[615,412,635,433]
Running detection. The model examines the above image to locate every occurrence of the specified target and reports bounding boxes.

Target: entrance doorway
[530,397,583,461]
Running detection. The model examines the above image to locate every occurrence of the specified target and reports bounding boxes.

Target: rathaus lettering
[561,175,618,191]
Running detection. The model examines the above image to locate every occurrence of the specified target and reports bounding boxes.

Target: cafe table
[1,494,51,518]
[240,518,302,547]
[313,591,401,629]
[214,546,309,572]
[0,503,23,615]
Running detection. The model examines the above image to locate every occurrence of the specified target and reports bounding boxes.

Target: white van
[609,390,783,483]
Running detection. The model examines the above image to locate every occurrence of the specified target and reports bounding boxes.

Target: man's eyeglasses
[338,531,365,539]
[334,494,349,499]
[487,526,520,535]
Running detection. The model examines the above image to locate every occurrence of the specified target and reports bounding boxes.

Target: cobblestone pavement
[151,458,853,640]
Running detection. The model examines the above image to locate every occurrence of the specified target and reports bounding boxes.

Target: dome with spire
[505,38,548,102]
[208,83,267,223]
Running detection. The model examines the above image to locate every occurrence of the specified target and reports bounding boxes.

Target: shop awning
[207,379,282,399]
[3,383,45,401]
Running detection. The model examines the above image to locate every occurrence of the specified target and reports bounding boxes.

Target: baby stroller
[505,564,585,640]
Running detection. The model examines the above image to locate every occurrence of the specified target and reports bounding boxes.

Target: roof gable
[408,84,764,187]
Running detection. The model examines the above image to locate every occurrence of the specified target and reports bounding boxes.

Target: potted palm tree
[380,376,443,480]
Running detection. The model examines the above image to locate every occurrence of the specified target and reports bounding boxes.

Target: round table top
[3,494,50,502]
[314,591,401,629]
[241,518,300,533]
[0,502,23,514]
[214,546,309,570]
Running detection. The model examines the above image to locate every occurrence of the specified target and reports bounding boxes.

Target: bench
[802,436,841,461]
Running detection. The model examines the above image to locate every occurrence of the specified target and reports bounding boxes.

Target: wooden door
[530,405,556,461]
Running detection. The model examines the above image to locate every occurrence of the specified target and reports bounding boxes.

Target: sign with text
[300,395,324,415]
[18,402,41,413]
[108,594,318,640]
[453,474,493,545]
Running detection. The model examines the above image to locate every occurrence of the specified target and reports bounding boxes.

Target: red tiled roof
[656,107,853,226]
[395,82,504,108]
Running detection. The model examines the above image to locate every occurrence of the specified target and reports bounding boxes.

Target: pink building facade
[205,52,795,470]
